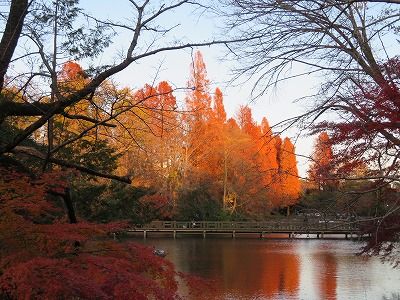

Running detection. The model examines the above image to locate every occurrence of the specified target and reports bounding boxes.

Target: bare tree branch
[12,146,132,183]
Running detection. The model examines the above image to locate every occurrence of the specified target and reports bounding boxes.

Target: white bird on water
[153,247,167,257]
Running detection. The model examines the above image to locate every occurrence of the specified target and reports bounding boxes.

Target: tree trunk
[223,150,227,209]
[0,0,29,90]
[63,187,77,224]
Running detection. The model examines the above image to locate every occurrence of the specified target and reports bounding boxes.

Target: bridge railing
[142,220,359,231]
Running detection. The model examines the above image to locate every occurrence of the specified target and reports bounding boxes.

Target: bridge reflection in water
[128,220,367,239]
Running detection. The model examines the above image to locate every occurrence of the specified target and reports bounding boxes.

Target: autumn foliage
[308,132,336,191]
[112,51,302,218]
[312,58,400,181]
[0,166,183,299]
[276,138,301,209]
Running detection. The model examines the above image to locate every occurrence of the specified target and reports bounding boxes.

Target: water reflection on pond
[136,237,400,299]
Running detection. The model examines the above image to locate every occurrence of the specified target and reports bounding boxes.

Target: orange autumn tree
[186,51,212,121]
[216,113,268,216]
[10,61,107,150]
[259,117,280,204]
[211,88,230,207]
[57,62,94,138]
[202,88,228,198]
[49,62,119,175]
[180,53,243,217]
[110,86,149,161]
[1,62,89,145]
[237,105,260,139]
[133,81,182,204]
[57,63,86,140]
[213,87,227,123]
[276,137,301,215]
[176,55,230,219]
[110,81,182,213]
[235,106,273,216]
[183,51,214,186]
[192,87,228,182]
[222,117,268,216]
[308,132,336,191]
[147,81,182,202]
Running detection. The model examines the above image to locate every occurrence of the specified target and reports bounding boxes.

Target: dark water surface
[136,237,400,299]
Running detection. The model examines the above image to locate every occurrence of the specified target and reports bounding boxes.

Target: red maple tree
[312,58,400,261]
[0,165,205,299]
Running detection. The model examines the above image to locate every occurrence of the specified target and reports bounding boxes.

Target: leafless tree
[220,0,400,260]
[220,0,400,176]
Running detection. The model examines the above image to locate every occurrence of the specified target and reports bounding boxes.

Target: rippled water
[137,237,400,299]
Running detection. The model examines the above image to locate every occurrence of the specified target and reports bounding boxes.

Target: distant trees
[115,51,301,219]
[183,51,214,186]
[277,138,301,215]
[308,132,336,191]
[36,49,302,223]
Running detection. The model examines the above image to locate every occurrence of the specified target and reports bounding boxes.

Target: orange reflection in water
[317,252,337,300]
[198,240,301,299]
[260,247,300,298]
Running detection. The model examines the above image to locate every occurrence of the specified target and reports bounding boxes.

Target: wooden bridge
[127,220,366,239]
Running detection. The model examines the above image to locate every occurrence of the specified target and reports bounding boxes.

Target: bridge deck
[127,220,365,239]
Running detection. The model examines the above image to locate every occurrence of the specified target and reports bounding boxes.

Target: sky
[79,1,321,177]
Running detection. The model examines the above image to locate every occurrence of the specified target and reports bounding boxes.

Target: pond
[136,237,400,299]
